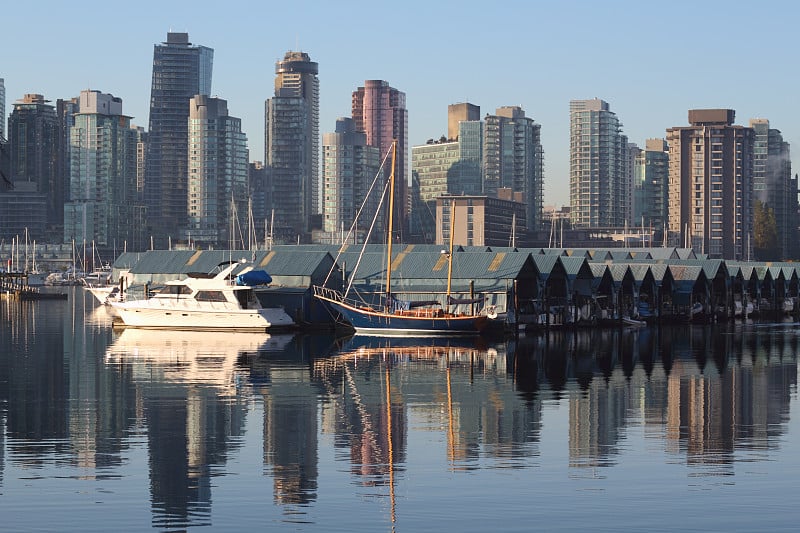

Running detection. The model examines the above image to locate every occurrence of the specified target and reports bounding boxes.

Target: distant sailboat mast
[384,141,397,311]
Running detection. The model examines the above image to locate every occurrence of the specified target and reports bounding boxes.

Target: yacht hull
[323,298,488,336]
[112,303,294,331]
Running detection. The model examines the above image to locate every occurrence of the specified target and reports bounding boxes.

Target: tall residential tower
[749,118,794,259]
[145,32,213,247]
[484,106,544,232]
[320,117,380,242]
[569,98,629,228]
[633,139,669,237]
[186,95,249,248]
[667,109,754,259]
[265,51,319,243]
[352,80,408,239]
[0,78,5,140]
[64,90,143,249]
[7,93,58,236]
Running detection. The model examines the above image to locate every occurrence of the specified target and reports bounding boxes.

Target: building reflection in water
[0,290,134,481]
[512,326,798,473]
[237,334,334,507]
[1,292,797,525]
[314,337,542,481]
[104,326,291,529]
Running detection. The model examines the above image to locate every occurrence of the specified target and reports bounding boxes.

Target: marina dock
[0,273,68,300]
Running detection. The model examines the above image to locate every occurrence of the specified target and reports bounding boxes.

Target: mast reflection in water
[0,290,797,532]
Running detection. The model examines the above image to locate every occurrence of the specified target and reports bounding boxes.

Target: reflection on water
[105,329,293,391]
[0,291,797,530]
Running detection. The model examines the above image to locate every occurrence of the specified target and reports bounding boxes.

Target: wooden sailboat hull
[322,297,488,336]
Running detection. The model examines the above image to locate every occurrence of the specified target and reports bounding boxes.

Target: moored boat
[110,261,294,331]
[313,141,495,336]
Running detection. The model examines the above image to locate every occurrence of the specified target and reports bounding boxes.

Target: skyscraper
[320,117,380,242]
[667,109,754,259]
[264,51,319,243]
[56,96,80,234]
[145,32,213,246]
[750,118,794,259]
[249,161,268,244]
[186,95,249,248]
[484,106,544,231]
[569,98,629,228]
[7,93,58,236]
[64,90,143,249]
[274,52,319,215]
[633,139,669,237]
[352,80,408,239]
[0,78,6,140]
[0,77,8,190]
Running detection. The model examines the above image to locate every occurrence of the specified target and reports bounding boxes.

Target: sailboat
[314,141,492,336]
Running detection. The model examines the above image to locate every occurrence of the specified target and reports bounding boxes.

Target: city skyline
[3,1,800,207]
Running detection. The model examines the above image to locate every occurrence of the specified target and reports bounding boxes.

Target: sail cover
[236,270,273,286]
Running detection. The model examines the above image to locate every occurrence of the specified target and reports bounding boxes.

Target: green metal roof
[531,254,560,279]
[753,266,771,281]
[625,264,651,283]
[257,250,335,277]
[564,249,592,258]
[668,265,704,282]
[589,263,609,278]
[609,251,633,261]
[608,264,631,283]
[127,250,200,275]
[112,252,144,270]
[642,247,679,260]
[560,256,591,279]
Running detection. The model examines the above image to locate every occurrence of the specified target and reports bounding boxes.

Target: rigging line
[342,359,383,465]
[323,146,394,287]
[344,175,392,299]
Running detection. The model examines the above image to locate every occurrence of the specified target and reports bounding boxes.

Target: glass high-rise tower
[0,77,8,191]
[265,51,319,243]
[64,90,143,249]
[352,80,408,240]
[0,78,6,140]
[569,98,629,228]
[145,32,213,247]
[186,95,248,249]
[321,117,380,241]
[749,118,793,259]
[484,106,544,232]
[8,93,58,235]
[633,139,669,237]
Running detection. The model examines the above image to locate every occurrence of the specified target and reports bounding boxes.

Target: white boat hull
[112,302,294,331]
[85,285,117,304]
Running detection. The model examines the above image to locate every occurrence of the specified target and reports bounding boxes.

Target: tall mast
[385,140,397,309]
[446,199,456,300]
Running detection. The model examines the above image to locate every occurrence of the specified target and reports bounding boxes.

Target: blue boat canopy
[236,270,273,286]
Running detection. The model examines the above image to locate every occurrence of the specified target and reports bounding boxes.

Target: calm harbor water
[0,288,798,532]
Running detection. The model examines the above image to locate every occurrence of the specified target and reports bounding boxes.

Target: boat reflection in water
[102,328,298,530]
[105,329,294,390]
[3,292,799,532]
[313,333,523,527]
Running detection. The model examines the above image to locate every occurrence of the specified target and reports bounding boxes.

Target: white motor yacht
[110,261,294,331]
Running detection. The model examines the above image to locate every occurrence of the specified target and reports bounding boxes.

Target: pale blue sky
[3,0,799,206]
